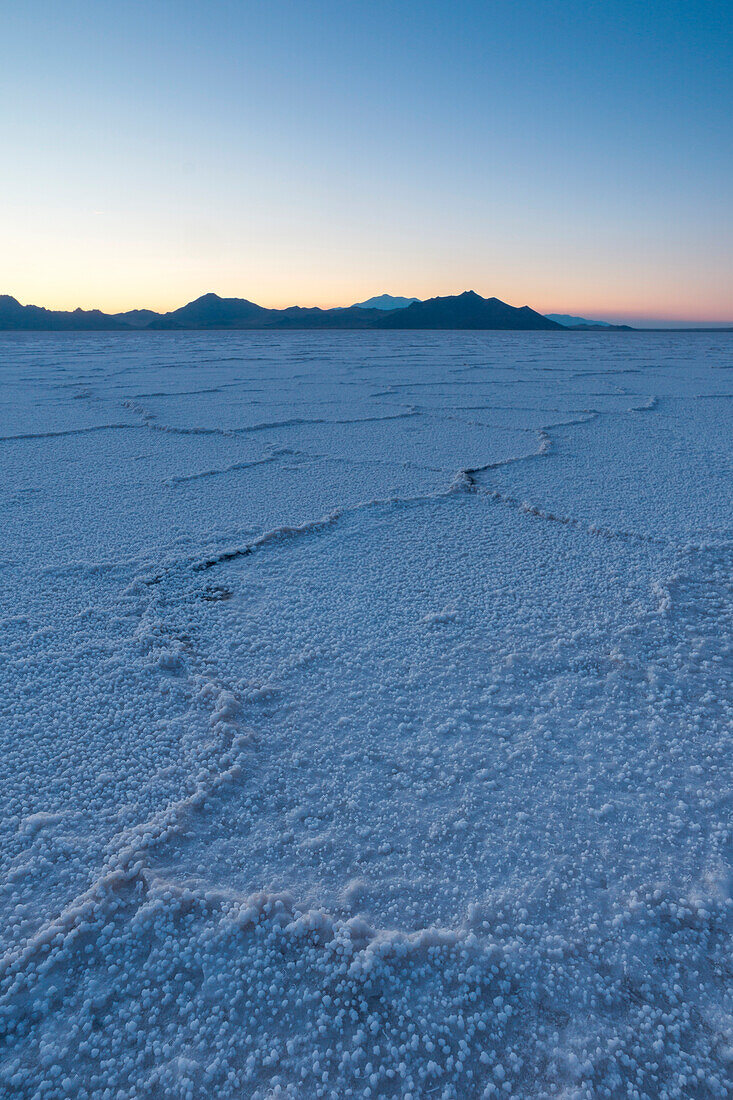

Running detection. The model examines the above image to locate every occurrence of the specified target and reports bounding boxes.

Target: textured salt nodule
[0,330,731,1099]
[18,813,65,838]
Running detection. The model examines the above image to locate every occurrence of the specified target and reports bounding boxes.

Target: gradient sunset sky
[3,0,732,325]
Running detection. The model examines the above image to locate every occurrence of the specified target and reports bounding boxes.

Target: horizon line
[2,290,732,330]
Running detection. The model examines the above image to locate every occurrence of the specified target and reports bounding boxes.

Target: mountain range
[0,291,632,331]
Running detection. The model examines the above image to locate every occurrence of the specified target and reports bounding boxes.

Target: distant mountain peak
[545,313,631,330]
[378,291,563,330]
[352,294,420,311]
[191,292,255,306]
[149,293,268,329]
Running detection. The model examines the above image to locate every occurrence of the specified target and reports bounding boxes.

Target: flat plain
[1,330,731,1099]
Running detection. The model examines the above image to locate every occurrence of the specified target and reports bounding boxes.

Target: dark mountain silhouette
[148,293,565,330]
[264,305,383,328]
[0,295,130,331]
[148,293,269,329]
[0,291,641,331]
[379,291,563,330]
[546,313,632,331]
[352,294,420,310]
[113,308,160,328]
[147,295,383,330]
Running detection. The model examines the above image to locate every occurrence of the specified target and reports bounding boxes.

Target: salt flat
[0,331,731,1099]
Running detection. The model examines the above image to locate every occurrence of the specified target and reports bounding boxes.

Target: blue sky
[2,0,731,323]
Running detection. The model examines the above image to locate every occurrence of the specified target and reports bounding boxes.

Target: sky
[1,0,731,325]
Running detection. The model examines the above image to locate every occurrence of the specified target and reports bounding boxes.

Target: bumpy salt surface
[1,330,731,1099]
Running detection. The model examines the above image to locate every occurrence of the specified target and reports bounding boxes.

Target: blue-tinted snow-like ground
[1,330,731,1099]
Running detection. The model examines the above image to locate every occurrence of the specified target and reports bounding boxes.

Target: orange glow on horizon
[7,283,731,327]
